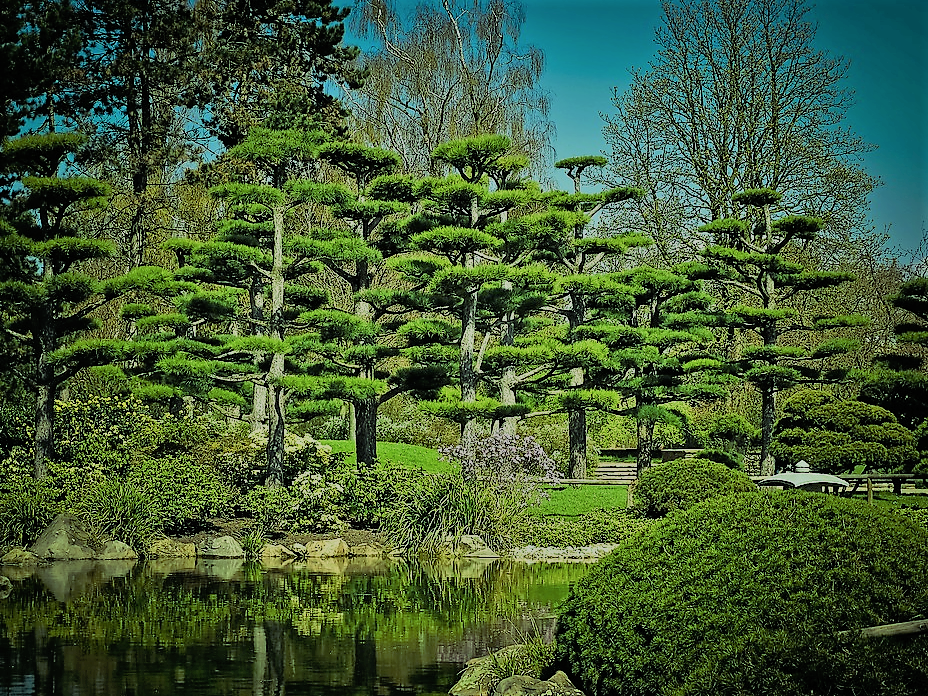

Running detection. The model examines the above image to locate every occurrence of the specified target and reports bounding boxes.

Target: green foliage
[127,457,235,535]
[513,509,651,548]
[553,492,928,696]
[633,458,756,518]
[76,479,159,551]
[0,476,60,546]
[381,465,544,552]
[480,640,556,692]
[773,389,919,474]
[53,395,158,480]
[339,458,421,528]
[240,529,266,560]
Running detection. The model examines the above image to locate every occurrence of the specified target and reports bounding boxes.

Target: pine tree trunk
[567,406,587,480]
[499,369,517,437]
[249,276,269,433]
[355,397,378,466]
[459,255,479,474]
[760,386,777,475]
[33,383,54,481]
[636,418,655,475]
[567,364,587,479]
[265,377,286,488]
[264,204,287,488]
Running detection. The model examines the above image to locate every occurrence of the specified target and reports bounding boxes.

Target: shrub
[0,476,60,547]
[340,458,421,528]
[633,457,756,518]
[381,466,544,552]
[773,389,918,473]
[76,479,159,552]
[213,427,337,491]
[512,509,652,548]
[440,432,559,481]
[55,395,159,478]
[240,485,301,535]
[128,456,236,534]
[554,492,928,696]
[380,433,558,551]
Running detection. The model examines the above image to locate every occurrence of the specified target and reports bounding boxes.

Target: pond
[0,556,591,696]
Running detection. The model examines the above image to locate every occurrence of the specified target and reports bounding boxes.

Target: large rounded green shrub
[633,457,755,517]
[553,492,928,696]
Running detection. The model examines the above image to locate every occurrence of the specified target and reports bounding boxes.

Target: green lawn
[530,484,628,516]
[322,440,629,516]
[863,490,928,510]
[321,440,451,473]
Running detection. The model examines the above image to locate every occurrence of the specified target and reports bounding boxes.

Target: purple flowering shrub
[439,432,560,481]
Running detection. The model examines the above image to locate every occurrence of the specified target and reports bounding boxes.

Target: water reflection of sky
[0,557,589,696]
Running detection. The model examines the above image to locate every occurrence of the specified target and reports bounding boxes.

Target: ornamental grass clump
[633,457,756,518]
[382,433,557,552]
[554,492,928,696]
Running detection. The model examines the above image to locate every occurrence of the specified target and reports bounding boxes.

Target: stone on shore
[1,548,41,566]
[197,536,245,558]
[302,539,349,557]
[97,540,138,560]
[30,514,99,560]
[491,672,586,696]
[148,538,197,558]
[260,543,297,559]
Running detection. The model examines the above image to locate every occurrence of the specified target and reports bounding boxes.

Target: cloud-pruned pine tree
[698,189,868,474]
[0,133,170,478]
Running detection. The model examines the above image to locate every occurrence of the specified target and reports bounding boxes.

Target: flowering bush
[439,432,560,481]
[55,395,158,482]
[213,427,336,491]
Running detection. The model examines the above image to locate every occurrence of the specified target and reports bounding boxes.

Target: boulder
[97,540,138,561]
[450,645,528,696]
[260,544,297,559]
[349,544,383,557]
[439,534,499,558]
[148,538,197,558]
[302,539,349,557]
[0,547,41,566]
[491,672,585,696]
[30,513,97,560]
[291,542,307,556]
[197,536,245,558]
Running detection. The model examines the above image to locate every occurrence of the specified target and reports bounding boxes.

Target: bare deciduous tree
[602,0,878,262]
[343,0,553,177]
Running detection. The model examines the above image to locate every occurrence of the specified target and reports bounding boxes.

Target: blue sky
[516,0,928,254]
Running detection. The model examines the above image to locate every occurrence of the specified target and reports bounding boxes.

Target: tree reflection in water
[0,556,589,695]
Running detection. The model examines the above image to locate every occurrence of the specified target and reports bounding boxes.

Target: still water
[0,556,590,696]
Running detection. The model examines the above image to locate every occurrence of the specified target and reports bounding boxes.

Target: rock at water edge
[302,539,349,557]
[197,536,245,558]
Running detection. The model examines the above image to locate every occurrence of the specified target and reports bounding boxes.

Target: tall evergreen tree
[527,156,648,478]
[698,188,867,474]
[198,0,364,147]
[0,133,167,478]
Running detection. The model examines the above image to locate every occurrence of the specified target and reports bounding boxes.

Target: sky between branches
[521,0,928,254]
[357,0,927,254]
